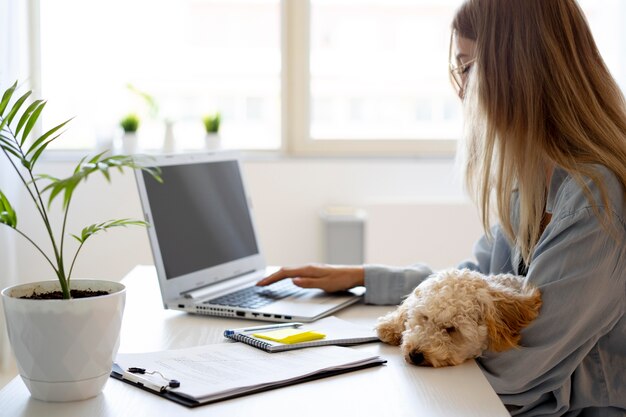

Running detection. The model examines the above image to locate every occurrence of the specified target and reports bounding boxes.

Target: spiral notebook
[223,316,380,352]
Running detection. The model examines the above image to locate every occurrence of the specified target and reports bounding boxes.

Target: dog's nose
[408,351,425,365]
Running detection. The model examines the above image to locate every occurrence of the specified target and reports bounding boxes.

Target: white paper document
[114,343,385,404]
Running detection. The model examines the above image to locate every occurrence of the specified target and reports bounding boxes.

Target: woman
[258,1,626,415]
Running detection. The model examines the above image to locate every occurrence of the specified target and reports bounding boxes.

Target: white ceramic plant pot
[162,120,176,153]
[204,132,221,150]
[121,132,139,154]
[1,280,126,402]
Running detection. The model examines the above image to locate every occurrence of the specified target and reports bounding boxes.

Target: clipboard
[110,343,385,408]
[110,359,386,408]
[111,363,199,407]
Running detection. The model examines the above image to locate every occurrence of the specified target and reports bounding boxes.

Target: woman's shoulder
[549,164,625,222]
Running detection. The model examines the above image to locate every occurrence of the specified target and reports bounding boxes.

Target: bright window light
[40,0,281,151]
[37,0,626,152]
[309,0,626,142]
[310,0,464,141]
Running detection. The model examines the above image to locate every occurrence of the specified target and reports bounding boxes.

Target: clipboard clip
[122,367,180,392]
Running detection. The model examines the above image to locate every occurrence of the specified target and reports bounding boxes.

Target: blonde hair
[453,0,626,265]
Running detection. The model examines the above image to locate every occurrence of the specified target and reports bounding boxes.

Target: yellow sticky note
[252,328,326,344]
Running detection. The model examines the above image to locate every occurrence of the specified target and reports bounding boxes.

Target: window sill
[38,148,457,164]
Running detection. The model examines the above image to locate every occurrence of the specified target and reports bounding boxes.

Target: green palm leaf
[3,91,32,128]
[24,118,72,167]
[0,133,22,159]
[0,81,17,117]
[17,100,46,144]
[0,190,17,228]
[41,154,161,209]
[71,219,148,244]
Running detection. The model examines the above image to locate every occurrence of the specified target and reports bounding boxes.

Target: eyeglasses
[448,31,476,99]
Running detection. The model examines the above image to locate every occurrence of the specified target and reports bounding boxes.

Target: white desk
[0,266,508,417]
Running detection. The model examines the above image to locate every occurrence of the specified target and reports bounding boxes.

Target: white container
[162,120,176,153]
[1,280,126,402]
[121,132,139,154]
[320,206,367,264]
[204,132,221,150]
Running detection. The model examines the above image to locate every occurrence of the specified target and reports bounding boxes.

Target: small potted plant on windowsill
[0,81,161,402]
[202,112,221,150]
[120,112,140,153]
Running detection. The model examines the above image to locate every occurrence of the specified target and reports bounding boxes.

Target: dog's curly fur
[376,269,542,367]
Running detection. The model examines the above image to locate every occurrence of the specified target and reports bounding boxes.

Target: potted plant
[126,84,176,153]
[202,112,221,150]
[119,112,140,153]
[0,81,161,401]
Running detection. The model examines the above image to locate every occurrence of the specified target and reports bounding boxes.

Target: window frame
[22,1,626,158]
[282,0,458,157]
[27,0,459,157]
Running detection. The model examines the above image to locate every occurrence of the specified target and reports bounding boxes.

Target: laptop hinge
[182,269,258,300]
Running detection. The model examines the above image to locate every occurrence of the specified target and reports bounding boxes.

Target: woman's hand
[256,264,365,293]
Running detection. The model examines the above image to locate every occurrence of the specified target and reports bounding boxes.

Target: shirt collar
[546,167,569,214]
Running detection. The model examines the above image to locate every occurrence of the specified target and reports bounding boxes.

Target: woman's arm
[479,208,626,414]
[257,263,433,306]
[257,264,365,292]
[362,263,432,305]
[257,227,512,306]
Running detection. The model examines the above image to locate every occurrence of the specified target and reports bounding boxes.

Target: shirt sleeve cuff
[363,264,433,305]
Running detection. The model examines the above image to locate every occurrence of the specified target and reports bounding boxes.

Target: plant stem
[57,269,70,299]
[23,151,67,294]
[27,166,63,261]
[60,198,71,275]
[67,241,85,286]
[0,122,47,218]
[8,226,59,274]
[0,146,48,224]
[2,121,67,296]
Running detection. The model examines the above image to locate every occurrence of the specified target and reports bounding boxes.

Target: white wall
[12,156,482,283]
[365,202,482,269]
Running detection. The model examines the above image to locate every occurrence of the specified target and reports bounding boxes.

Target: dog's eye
[444,326,456,335]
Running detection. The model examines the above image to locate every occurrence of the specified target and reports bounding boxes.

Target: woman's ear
[485,284,542,352]
[376,296,411,346]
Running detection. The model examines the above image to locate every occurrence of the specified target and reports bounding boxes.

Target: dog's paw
[375,310,405,345]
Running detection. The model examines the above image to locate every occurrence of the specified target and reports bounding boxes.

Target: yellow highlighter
[252,328,326,344]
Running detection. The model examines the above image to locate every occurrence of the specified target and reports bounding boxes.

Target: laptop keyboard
[206,280,303,309]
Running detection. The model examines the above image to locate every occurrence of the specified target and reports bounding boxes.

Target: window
[578,0,626,92]
[285,0,461,155]
[310,1,462,141]
[32,0,626,155]
[40,0,281,151]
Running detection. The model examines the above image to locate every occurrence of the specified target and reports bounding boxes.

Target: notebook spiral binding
[226,333,273,351]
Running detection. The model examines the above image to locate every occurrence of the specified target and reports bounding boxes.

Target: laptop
[134,152,364,323]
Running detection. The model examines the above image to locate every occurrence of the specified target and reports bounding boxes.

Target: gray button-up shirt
[363,165,626,416]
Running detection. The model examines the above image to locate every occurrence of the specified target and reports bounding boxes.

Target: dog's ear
[484,284,542,352]
[376,298,410,346]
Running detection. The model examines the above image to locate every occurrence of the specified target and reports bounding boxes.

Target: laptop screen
[141,160,259,280]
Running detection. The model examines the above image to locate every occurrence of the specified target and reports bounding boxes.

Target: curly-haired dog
[376,269,542,367]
